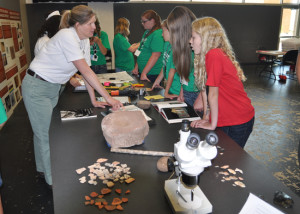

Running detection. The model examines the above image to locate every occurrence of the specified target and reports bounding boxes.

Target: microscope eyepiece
[205,132,219,146]
[181,120,190,132]
[186,133,200,150]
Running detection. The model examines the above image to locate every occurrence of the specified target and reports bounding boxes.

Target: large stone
[101,111,149,148]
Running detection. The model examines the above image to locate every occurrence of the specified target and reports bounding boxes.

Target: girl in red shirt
[190,17,255,148]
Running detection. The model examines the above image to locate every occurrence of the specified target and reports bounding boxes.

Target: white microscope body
[164,120,218,214]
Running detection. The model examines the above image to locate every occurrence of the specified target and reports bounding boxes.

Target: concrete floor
[0,64,299,214]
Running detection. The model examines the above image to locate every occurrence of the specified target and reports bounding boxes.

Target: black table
[50,84,300,214]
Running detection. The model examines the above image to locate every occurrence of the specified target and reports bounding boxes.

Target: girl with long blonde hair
[190,17,255,148]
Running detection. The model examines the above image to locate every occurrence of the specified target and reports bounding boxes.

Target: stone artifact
[101,111,149,148]
[137,100,151,109]
[157,156,169,172]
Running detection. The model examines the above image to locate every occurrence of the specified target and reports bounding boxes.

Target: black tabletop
[50,84,300,214]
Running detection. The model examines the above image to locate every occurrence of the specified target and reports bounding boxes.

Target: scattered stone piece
[95,198,106,203]
[112,198,122,205]
[239,177,244,180]
[234,181,246,188]
[98,195,104,199]
[90,192,98,198]
[228,176,238,180]
[107,181,115,188]
[221,179,225,182]
[104,205,116,211]
[115,189,122,194]
[221,165,229,169]
[79,176,86,183]
[235,168,243,174]
[90,200,94,205]
[85,196,91,201]
[101,188,112,195]
[125,177,135,184]
[125,190,130,194]
[85,201,90,205]
[112,161,120,166]
[103,201,108,205]
[97,158,108,163]
[98,204,104,210]
[220,153,224,155]
[219,171,229,176]
[122,198,128,203]
[228,168,236,174]
[116,205,124,211]
[214,165,219,168]
[76,167,86,174]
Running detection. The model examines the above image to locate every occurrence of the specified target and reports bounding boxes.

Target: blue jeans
[22,74,61,185]
[219,117,255,148]
[183,90,199,107]
[91,65,107,74]
[146,74,158,83]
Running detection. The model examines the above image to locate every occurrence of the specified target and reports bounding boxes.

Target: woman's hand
[140,72,150,82]
[151,81,163,90]
[92,101,109,108]
[106,97,123,110]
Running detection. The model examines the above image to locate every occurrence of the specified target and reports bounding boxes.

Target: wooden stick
[110,148,173,157]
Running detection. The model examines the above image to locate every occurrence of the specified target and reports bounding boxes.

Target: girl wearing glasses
[190,17,255,148]
[89,17,111,74]
[132,10,164,83]
[113,17,139,74]
[22,5,122,188]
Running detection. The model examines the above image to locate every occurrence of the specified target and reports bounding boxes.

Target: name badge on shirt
[134,49,141,57]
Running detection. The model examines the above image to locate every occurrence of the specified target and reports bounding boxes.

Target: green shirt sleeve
[100,31,111,50]
[119,35,131,51]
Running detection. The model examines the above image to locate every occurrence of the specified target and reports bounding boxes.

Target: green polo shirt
[182,52,199,92]
[113,33,134,72]
[163,42,180,95]
[0,100,7,124]
[90,31,111,66]
[137,29,164,75]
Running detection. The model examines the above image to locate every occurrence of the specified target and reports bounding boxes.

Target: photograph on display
[15,88,20,102]
[10,46,15,59]
[4,95,11,112]
[9,90,15,107]
[1,42,5,52]
[14,74,19,88]
[2,53,7,66]
[0,51,6,83]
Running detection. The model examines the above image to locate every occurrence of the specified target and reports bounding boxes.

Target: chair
[257,53,277,80]
[276,50,298,80]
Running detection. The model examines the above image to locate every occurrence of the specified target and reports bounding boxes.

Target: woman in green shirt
[0,100,7,128]
[132,10,164,83]
[90,17,111,74]
[113,18,139,74]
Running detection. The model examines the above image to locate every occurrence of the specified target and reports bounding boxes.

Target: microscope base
[164,179,212,214]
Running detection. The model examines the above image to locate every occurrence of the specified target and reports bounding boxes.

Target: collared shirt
[30,27,91,84]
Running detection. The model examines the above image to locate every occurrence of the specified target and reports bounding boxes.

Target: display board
[0,7,27,119]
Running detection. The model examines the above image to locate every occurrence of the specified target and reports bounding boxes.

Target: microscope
[164,120,218,214]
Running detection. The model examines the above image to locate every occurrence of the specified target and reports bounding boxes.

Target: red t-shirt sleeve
[205,49,224,87]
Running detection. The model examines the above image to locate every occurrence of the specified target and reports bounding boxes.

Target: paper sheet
[239,193,284,214]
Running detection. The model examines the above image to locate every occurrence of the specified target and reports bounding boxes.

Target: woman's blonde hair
[167,6,196,81]
[62,5,95,28]
[114,17,130,38]
[59,10,70,29]
[192,17,246,90]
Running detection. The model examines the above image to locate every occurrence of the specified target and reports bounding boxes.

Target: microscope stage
[164,179,212,214]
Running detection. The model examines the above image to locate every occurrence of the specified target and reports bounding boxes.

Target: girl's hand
[177,94,184,102]
[132,67,139,75]
[164,93,178,99]
[191,119,215,130]
[151,81,163,90]
[140,73,150,82]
